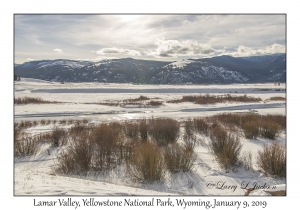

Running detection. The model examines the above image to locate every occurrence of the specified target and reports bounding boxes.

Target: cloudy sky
[14,14,286,64]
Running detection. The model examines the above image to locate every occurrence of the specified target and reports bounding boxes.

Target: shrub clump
[206,113,285,140]
[261,115,286,130]
[138,119,149,140]
[56,123,124,175]
[150,118,180,146]
[241,151,253,171]
[19,121,34,129]
[123,122,139,139]
[259,121,280,140]
[69,123,87,137]
[50,126,68,147]
[14,132,39,157]
[183,133,198,152]
[167,94,261,104]
[193,118,209,135]
[126,142,165,184]
[267,96,286,101]
[184,119,194,137]
[209,126,242,170]
[242,121,260,139]
[56,133,93,174]
[14,97,57,104]
[164,143,195,173]
[91,124,120,171]
[124,95,150,102]
[257,142,286,178]
[147,101,163,106]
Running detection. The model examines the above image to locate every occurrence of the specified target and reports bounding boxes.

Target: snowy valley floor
[14,79,286,196]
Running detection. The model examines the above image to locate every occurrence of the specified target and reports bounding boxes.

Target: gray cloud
[53,48,63,53]
[14,14,286,64]
[96,47,142,56]
[147,39,223,58]
[231,43,285,57]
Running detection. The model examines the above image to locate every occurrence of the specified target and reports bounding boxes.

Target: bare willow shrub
[69,123,87,138]
[14,132,39,157]
[121,139,136,162]
[34,132,52,143]
[25,121,34,128]
[19,121,25,128]
[14,97,47,104]
[56,131,93,174]
[164,143,195,173]
[59,119,67,125]
[268,96,286,101]
[183,133,198,152]
[138,119,149,140]
[209,113,259,128]
[91,124,120,171]
[150,118,180,146]
[50,126,68,147]
[184,119,194,137]
[108,122,125,163]
[56,148,76,174]
[239,113,260,126]
[109,122,124,135]
[241,151,253,171]
[82,119,89,124]
[123,122,139,139]
[261,115,286,130]
[193,118,209,135]
[147,101,163,106]
[57,122,126,174]
[209,126,242,170]
[126,142,165,184]
[14,123,20,141]
[19,121,33,129]
[242,121,260,139]
[257,142,286,178]
[259,121,280,140]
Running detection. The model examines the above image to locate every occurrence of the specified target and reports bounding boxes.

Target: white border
[4,0,298,209]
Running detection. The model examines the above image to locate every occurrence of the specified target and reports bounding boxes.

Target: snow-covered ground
[14,78,286,196]
[14,78,286,122]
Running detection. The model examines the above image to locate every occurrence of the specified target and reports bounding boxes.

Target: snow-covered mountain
[14,54,286,84]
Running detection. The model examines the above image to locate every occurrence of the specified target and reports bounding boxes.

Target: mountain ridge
[14,54,286,84]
